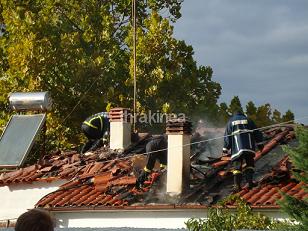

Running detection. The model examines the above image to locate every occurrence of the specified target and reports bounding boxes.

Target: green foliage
[186,195,296,231]
[284,127,308,182]
[129,11,221,115]
[217,102,229,125]
[282,110,295,122]
[279,126,308,229]
[0,0,221,149]
[246,100,257,122]
[256,103,272,127]
[272,109,282,123]
[228,96,243,115]
[0,0,294,150]
[219,96,295,128]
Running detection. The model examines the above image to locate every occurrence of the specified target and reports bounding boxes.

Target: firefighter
[136,132,202,188]
[136,134,168,188]
[81,112,110,154]
[223,110,264,192]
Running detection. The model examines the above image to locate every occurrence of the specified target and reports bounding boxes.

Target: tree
[218,102,230,125]
[0,0,132,147]
[0,0,221,148]
[0,1,10,134]
[228,96,243,115]
[186,195,294,231]
[129,12,221,115]
[282,109,295,122]
[246,101,257,122]
[272,109,282,124]
[279,126,308,229]
[255,103,272,127]
[220,99,295,129]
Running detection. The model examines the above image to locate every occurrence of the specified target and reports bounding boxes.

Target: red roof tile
[0,151,82,185]
[34,157,140,208]
[238,181,306,207]
[1,125,307,210]
[235,154,307,207]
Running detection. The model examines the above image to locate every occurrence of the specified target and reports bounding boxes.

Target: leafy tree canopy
[216,96,295,128]
[282,109,295,122]
[279,126,308,229]
[186,195,295,231]
[246,101,257,122]
[0,0,221,149]
[0,0,295,150]
[228,96,243,115]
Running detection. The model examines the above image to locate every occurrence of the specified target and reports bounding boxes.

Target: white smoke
[193,118,225,160]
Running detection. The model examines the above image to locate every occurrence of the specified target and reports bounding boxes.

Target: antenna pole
[133,0,137,132]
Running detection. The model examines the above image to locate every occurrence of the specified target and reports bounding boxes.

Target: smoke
[193,117,225,160]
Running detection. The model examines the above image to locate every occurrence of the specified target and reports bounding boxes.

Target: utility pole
[132,0,137,132]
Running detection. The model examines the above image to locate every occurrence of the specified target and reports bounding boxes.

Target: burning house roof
[0,124,306,210]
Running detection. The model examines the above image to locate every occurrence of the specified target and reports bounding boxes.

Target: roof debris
[0,124,306,210]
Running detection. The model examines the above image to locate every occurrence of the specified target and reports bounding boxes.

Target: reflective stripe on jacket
[83,112,109,136]
[223,112,263,160]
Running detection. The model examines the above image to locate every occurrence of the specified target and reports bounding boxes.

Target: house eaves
[0,125,306,214]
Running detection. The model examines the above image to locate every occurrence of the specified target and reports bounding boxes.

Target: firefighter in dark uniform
[136,134,167,188]
[223,111,264,191]
[81,112,110,154]
[136,132,202,188]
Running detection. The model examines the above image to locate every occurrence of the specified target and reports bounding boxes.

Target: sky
[173,0,308,122]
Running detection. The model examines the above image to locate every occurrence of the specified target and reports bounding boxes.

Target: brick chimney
[166,118,192,196]
[109,108,131,151]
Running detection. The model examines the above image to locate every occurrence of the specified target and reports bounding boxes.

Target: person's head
[15,209,54,231]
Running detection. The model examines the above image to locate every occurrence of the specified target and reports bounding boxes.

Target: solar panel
[0,114,46,168]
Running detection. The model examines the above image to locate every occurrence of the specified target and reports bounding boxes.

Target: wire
[93,115,308,165]
[61,79,98,124]
[59,46,124,126]
[59,2,133,126]
[154,115,308,153]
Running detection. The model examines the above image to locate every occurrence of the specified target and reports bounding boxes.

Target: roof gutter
[42,204,280,212]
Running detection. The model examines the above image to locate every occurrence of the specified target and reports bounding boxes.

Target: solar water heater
[0,114,46,168]
[0,92,52,168]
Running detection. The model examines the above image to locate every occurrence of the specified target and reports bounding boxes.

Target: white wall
[0,179,290,228]
[53,208,289,229]
[0,180,67,220]
[55,209,207,229]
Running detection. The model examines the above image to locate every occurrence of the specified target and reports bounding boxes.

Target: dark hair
[15,209,54,231]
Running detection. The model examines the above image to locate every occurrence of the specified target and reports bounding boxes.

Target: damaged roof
[0,125,306,210]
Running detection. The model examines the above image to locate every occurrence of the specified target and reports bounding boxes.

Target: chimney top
[109,108,131,122]
[166,118,192,135]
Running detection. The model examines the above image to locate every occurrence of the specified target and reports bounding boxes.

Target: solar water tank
[9,91,52,112]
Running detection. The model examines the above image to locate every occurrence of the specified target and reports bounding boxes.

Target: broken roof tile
[101,160,116,172]
[2,125,307,210]
[88,162,105,175]
[109,176,136,186]
[58,167,76,178]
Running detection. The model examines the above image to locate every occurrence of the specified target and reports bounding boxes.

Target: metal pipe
[133,0,137,132]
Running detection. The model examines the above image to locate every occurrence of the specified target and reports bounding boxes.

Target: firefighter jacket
[144,134,168,172]
[223,112,263,160]
[83,112,110,138]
